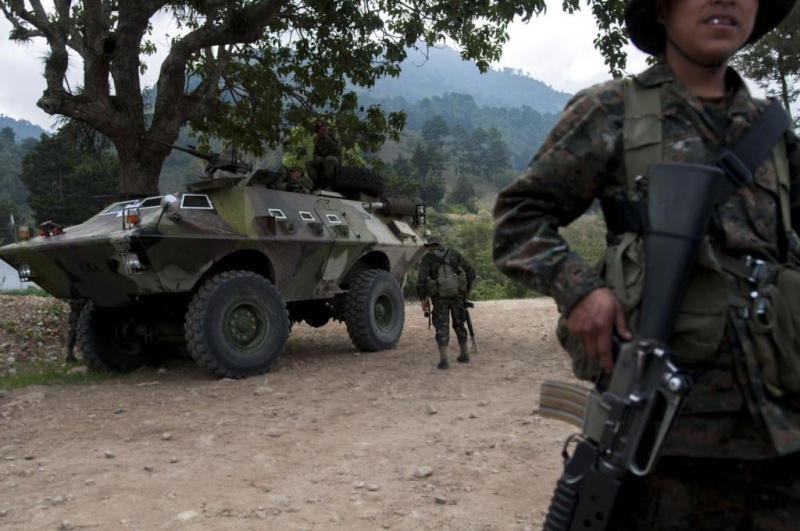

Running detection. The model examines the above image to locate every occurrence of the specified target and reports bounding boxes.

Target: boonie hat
[424,234,442,246]
[625,0,797,55]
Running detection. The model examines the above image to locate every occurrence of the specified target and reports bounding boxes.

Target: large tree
[730,3,800,126]
[19,128,118,226]
[1,0,554,195]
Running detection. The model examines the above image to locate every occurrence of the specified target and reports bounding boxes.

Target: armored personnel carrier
[0,145,427,378]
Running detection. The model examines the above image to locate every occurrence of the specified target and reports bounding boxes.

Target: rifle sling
[602,99,791,234]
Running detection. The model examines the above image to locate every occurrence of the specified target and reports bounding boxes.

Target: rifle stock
[465,299,478,353]
[542,163,723,530]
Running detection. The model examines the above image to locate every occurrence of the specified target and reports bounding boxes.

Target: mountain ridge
[354,45,571,114]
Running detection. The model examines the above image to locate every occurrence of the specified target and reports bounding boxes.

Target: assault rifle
[424,298,432,330]
[465,299,478,353]
[541,163,722,531]
[143,137,252,178]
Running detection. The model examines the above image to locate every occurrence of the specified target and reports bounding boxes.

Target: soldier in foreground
[493,0,800,528]
[306,119,342,190]
[417,235,476,369]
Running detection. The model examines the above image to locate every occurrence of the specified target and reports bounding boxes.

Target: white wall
[0,259,23,291]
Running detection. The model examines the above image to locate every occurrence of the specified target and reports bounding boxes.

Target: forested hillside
[353,45,570,113]
[0,115,45,141]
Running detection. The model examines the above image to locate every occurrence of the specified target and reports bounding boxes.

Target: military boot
[457,340,470,363]
[437,344,449,370]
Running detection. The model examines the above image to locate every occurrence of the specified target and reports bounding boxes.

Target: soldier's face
[289,170,300,180]
[657,0,758,64]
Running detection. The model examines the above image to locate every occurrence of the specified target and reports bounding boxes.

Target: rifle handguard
[541,163,721,530]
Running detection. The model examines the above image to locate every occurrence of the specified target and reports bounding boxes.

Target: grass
[0,363,113,389]
[0,356,198,390]
[1,286,49,297]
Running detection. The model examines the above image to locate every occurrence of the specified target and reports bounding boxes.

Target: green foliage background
[404,211,606,303]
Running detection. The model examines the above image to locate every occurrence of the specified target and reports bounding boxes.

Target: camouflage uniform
[492,53,800,531]
[417,242,476,369]
[275,167,313,194]
[306,132,342,190]
[65,298,86,362]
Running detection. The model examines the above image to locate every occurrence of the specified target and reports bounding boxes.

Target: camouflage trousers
[610,453,800,530]
[306,156,339,189]
[431,296,467,347]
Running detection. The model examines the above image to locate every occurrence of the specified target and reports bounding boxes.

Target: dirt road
[0,298,583,531]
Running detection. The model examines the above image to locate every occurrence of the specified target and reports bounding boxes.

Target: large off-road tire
[333,166,385,197]
[78,301,158,372]
[185,270,290,379]
[343,269,404,351]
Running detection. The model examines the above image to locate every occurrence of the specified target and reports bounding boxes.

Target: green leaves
[730,3,800,126]
[2,0,635,194]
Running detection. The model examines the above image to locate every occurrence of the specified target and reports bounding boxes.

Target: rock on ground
[0,297,585,530]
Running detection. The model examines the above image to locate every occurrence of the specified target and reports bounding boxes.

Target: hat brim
[625,0,796,55]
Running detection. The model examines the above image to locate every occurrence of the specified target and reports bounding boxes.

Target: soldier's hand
[421,300,430,313]
[565,288,632,373]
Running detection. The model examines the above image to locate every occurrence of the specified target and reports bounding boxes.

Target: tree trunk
[115,137,173,195]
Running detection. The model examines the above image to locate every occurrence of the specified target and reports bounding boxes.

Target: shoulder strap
[614,81,792,239]
[623,77,662,190]
[601,78,661,233]
[715,98,792,202]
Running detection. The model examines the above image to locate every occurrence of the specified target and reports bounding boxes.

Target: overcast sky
[0,9,687,131]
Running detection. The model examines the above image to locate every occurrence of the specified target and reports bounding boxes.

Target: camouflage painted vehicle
[0,145,427,378]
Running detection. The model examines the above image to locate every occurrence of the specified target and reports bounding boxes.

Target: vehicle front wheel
[78,302,158,372]
[343,269,404,351]
[185,270,290,378]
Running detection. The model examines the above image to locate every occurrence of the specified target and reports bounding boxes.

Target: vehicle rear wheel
[343,269,404,351]
[78,302,157,372]
[185,270,290,378]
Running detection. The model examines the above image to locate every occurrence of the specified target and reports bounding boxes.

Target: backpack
[427,248,466,298]
[558,76,797,384]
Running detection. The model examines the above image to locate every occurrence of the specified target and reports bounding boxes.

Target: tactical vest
[560,77,800,393]
[427,248,466,299]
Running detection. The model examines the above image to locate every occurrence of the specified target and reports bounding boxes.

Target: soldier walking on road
[417,234,476,370]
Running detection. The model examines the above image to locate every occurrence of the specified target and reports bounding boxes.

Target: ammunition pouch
[558,163,728,381]
[724,255,800,396]
[426,276,461,298]
[427,248,467,299]
[557,236,729,381]
[436,275,460,298]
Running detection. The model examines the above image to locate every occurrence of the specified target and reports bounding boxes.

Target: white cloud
[0,17,57,130]
[496,9,650,94]
[0,8,779,130]
[0,12,179,131]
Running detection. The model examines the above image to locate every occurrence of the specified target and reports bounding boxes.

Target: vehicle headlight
[120,252,145,273]
[17,263,31,281]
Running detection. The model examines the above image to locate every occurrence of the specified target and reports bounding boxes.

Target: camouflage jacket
[493,61,800,459]
[276,169,314,193]
[416,246,476,300]
[313,134,342,163]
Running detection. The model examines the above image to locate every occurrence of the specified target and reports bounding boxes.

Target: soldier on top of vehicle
[305,119,342,191]
[274,166,313,194]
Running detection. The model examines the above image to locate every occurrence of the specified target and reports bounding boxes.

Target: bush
[408,211,606,302]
